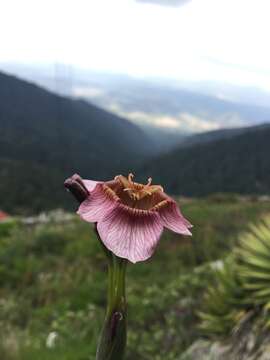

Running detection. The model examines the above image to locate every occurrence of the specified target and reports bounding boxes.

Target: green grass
[0,197,270,359]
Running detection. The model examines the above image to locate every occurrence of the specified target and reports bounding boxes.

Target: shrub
[199,215,270,338]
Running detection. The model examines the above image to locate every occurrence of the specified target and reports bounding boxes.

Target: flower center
[115,173,163,201]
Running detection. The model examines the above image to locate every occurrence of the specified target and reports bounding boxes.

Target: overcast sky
[1,0,270,90]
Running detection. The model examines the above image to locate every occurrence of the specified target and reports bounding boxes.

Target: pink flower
[77,174,192,263]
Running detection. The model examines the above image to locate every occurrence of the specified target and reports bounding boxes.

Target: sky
[1,0,270,90]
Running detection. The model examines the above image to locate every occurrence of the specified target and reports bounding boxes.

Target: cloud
[73,86,105,98]
[71,91,245,133]
[136,0,191,7]
[123,111,181,129]
[178,113,220,132]
[106,102,230,133]
[77,95,245,133]
[106,103,182,128]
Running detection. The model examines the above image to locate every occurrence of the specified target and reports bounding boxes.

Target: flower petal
[77,184,118,223]
[97,206,163,263]
[82,179,101,192]
[158,201,192,235]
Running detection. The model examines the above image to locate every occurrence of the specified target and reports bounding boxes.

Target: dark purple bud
[64,173,89,203]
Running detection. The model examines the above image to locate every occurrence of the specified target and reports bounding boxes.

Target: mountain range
[140,123,270,196]
[0,69,270,214]
[0,71,154,213]
[2,63,270,136]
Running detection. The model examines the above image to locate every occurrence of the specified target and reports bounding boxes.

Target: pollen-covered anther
[147,177,152,186]
[128,173,134,182]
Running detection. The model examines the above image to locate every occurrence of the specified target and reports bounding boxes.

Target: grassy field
[1,196,270,360]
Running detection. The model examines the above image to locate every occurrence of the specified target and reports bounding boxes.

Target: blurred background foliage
[1,197,270,359]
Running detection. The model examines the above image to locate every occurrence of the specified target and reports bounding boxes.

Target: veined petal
[82,179,101,192]
[97,206,163,263]
[78,184,118,223]
[158,201,192,235]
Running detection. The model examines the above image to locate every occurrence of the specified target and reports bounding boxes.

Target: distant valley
[1,63,270,137]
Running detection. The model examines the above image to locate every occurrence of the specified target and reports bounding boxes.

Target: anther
[146,177,152,186]
[128,173,134,182]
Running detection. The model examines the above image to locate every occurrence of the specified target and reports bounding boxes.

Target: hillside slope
[179,123,270,148]
[0,72,153,213]
[140,124,270,196]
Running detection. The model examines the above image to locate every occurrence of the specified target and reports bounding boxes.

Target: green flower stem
[96,253,127,360]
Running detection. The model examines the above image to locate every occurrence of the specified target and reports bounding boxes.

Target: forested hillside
[141,124,270,196]
[0,72,154,213]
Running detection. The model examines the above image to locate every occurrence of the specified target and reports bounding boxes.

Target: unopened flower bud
[64,174,89,203]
